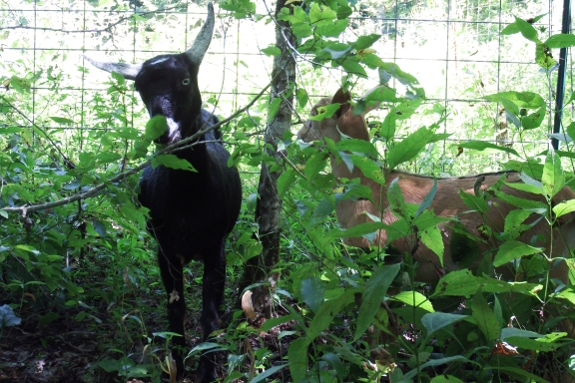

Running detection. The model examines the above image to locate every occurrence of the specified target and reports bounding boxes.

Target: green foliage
[2,2,575,382]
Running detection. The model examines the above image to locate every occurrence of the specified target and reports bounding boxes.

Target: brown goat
[297,88,575,284]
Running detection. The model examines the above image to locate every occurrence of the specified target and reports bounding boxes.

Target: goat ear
[332,88,351,118]
[83,55,142,80]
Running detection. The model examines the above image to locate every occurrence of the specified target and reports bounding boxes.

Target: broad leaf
[387,177,410,221]
[351,34,381,51]
[454,141,519,157]
[471,291,501,341]
[553,199,575,220]
[301,277,325,314]
[542,148,564,200]
[151,154,195,172]
[387,127,433,169]
[354,264,400,340]
[544,33,575,49]
[433,269,541,298]
[145,115,167,141]
[493,240,543,267]
[419,225,444,264]
[422,312,468,336]
[521,106,545,130]
[392,291,434,312]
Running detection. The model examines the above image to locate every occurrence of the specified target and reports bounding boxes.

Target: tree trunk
[239,0,296,317]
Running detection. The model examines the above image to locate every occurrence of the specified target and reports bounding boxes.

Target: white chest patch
[166,117,179,135]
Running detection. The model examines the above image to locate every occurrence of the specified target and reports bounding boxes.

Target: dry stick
[1,82,272,216]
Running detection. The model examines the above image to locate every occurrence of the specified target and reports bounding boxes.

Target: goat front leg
[158,249,187,379]
[198,241,226,383]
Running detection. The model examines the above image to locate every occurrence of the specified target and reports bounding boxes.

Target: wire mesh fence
[0,0,573,175]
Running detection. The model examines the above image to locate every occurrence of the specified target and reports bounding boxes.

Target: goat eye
[182,79,190,86]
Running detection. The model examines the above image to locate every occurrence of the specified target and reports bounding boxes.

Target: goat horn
[184,2,215,66]
[83,54,142,80]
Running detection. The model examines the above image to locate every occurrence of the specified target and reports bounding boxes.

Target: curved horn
[83,54,142,81]
[184,3,215,66]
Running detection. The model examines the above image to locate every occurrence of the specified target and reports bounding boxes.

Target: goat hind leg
[158,249,187,378]
[198,241,227,383]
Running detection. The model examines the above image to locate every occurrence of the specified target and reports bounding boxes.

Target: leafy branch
[1,81,272,216]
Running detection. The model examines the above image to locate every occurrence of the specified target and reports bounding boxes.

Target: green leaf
[393,97,424,120]
[419,225,444,264]
[151,154,196,172]
[387,177,410,221]
[404,356,471,380]
[317,19,348,38]
[542,147,564,199]
[421,312,468,336]
[415,178,437,218]
[459,189,489,213]
[340,58,367,78]
[544,33,575,48]
[93,220,107,237]
[354,264,401,340]
[296,88,308,109]
[392,291,434,312]
[471,291,501,341]
[456,141,519,157]
[336,139,379,159]
[261,46,281,56]
[219,0,256,18]
[327,222,385,242]
[301,277,325,314]
[493,240,543,267]
[433,269,541,298]
[145,115,167,141]
[277,169,296,199]
[431,376,464,383]
[249,364,289,383]
[378,62,421,86]
[308,103,341,121]
[379,112,396,140]
[503,209,534,240]
[351,34,381,51]
[484,91,545,109]
[320,354,345,383]
[49,116,74,125]
[536,42,556,70]
[304,151,327,180]
[260,314,298,332]
[499,331,567,358]
[489,366,551,383]
[521,105,545,130]
[268,97,282,120]
[504,16,540,43]
[553,199,575,220]
[348,155,385,184]
[307,291,354,340]
[387,127,434,169]
[309,3,336,23]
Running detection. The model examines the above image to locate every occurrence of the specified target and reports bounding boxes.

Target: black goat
[85,4,242,382]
